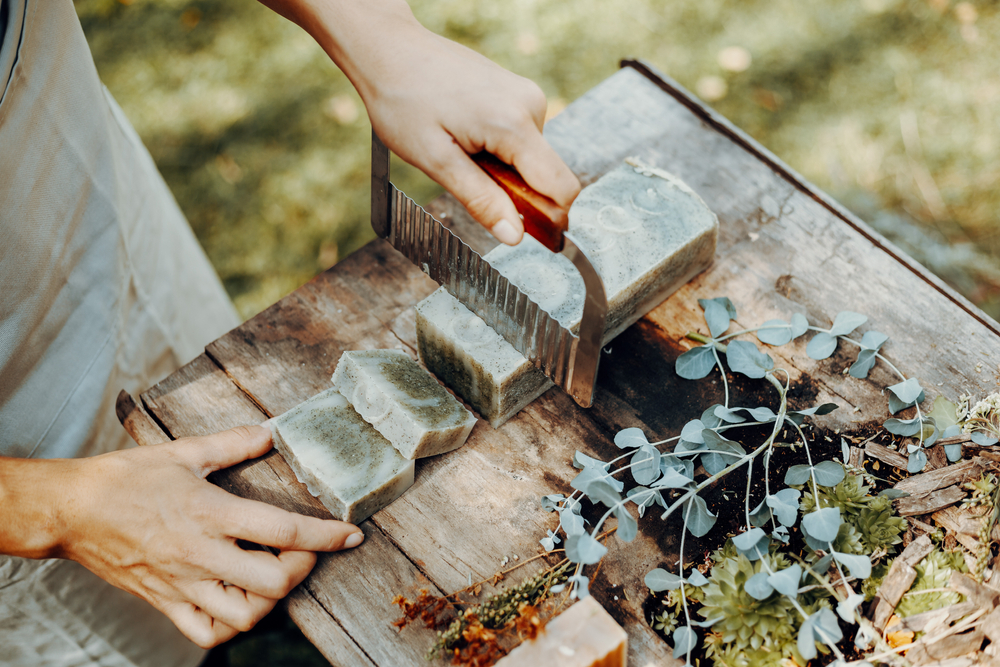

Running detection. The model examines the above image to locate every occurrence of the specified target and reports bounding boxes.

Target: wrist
[0,457,75,559]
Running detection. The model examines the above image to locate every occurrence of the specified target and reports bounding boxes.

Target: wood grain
[123,63,1000,665]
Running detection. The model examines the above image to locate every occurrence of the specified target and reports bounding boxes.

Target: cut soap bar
[416,160,718,427]
[331,350,477,459]
[493,596,627,667]
[268,388,414,524]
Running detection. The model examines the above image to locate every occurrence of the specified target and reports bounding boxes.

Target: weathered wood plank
[870,535,934,630]
[896,486,967,517]
[867,442,910,470]
[895,459,988,496]
[906,629,985,665]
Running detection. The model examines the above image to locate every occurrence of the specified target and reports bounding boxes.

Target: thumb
[171,425,273,478]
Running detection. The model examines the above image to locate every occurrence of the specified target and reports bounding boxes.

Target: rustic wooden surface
[118,61,1000,666]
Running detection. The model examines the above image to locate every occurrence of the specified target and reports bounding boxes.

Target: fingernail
[491,219,521,245]
[344,531,364,549]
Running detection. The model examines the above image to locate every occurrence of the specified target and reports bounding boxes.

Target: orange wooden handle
[471,152,568,252]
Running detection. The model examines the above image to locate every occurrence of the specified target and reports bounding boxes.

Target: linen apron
[0,0,240,662]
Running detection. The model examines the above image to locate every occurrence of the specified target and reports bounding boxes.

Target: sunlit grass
[77,0,998,319]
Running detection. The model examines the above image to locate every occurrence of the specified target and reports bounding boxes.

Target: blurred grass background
[75,0,998,321]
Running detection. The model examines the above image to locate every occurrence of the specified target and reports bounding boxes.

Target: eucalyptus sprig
[538,297,918,667]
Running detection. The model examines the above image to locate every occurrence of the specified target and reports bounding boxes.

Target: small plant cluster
[956,392,1000,446]
[961,472,1000,582]
[538,297,930,666]
[393,562,571,666]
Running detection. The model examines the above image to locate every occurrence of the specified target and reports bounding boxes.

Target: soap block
[268,388,414,524]
[331,349,477,459]
[494,596,627,667]
[415,160,718,427]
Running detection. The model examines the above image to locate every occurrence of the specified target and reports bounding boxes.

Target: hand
[52,426,362,648]
[260,0,581,244]
[360,27,582,245]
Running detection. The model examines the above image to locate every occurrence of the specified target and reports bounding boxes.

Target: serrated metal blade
[371,131,606,407]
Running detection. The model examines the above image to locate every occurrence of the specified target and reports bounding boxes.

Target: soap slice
[416,160,718,427]
[331,349,477,459]
[494,596,627,667]
[268,388,414,524]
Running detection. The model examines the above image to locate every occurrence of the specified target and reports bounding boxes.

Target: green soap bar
[415,160,718,428]
[331,350,477,459]
[268,388,414,524]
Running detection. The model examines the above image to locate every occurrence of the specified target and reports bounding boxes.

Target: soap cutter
[370,131,608,408]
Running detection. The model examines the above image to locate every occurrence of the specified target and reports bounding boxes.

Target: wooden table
[117,60,1000,666]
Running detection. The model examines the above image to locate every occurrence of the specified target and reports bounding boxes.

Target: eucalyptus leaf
[772,525,790,544]
[631,444,662,486]
[768,564,802,597]
[713,405,747,424]
[927,396,959,431]
[812,460,846,486]
[757,319,793,346]
[565,532,607,565]
[559,507,585,536]
[837,593,866,623]
[790,313,809,338]
[654,469,695,489]
[745,572,775,600]
[571,467,621,495]
[849,349,879,379]
[766,488,802,527]
[832,551,872,579]
[569,574,590,599]
[829,311,868,336]
[806,332,837,360]
[878,488,909,499]
[944,444,963,462]
[672,626,698,659]
[541,494,565,512]
[699,298,732,338]
[784,464,812,485]
[972,431,1000,446]
[813,607,844,644]
[573,451,609,471]
[615,505,638,542]
[749,499,772,528]
[884,417,922,437]
[645,568,683,592]
[841,437,851,464]
[942,424,963,438]
[732,527,767,552]
[888,389,925,415]
[614,427,649,450]
[889,378,924,405]
[679,494,716,537]
[743,406,778,422]
[907,449,928,474]
[812,554,834,576]
[680,419,707,443]
[701,405,725,429]
[676,345,718,380]
[674,439,707,456]
[585,480,623,508]
[791,403,840,418]
[701,430,746,475]
[727,340,774,379]
[687,570,709,587]
[859,330,889,351]
[798,615,819,662]
[801,507,842,542]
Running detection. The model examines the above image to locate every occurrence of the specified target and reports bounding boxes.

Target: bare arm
[0,426,364,648]
[257,0,581,244]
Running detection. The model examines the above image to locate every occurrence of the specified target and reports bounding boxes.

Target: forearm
[0,456,72,559]
[256,0,422,104]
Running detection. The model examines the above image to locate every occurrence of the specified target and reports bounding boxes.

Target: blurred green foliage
[75,0,999,320]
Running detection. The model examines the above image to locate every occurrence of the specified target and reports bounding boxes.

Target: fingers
[188,580,279,633]
[218,493,365,552]
[170,425,273,477]
[163,600,241,649]
[212,548,317,600]
[502,132,581,211]
[424,137,525,245]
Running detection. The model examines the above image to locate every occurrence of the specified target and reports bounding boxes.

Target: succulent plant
[856,499,907,552]
[895,549,967,617]
[799,474,870,517]
[696,549,800,656]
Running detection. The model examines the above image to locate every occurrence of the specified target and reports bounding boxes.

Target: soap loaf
[331,349,477,459]
[415,160,719,427]
[268,388,414,524]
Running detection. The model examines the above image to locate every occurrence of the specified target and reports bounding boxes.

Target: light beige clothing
[0,0,240,662]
